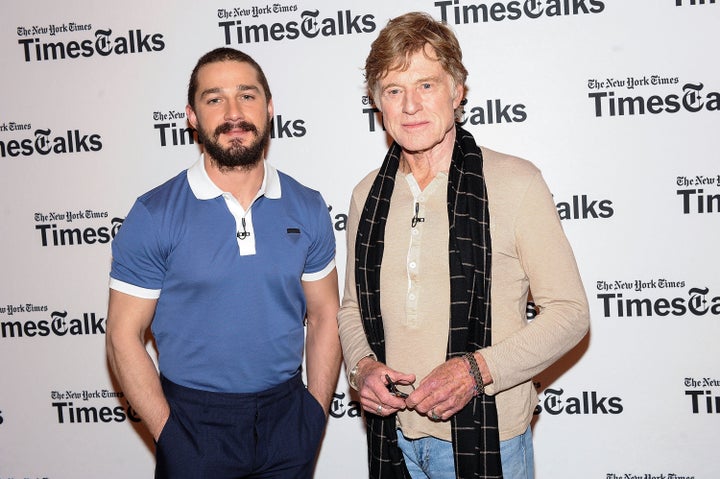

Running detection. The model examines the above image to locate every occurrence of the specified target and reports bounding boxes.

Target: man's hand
[355,357,415,417]
[405,356,475,421]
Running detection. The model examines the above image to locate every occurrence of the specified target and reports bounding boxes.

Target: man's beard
[197,117,270,171]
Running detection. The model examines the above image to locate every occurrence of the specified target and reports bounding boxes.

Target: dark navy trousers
[155,374,327,479]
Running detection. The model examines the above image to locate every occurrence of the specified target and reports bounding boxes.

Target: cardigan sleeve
[337,173,378,375]
[480,158,590,396]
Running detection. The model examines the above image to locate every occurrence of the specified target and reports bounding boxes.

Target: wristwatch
[348,354,375,390]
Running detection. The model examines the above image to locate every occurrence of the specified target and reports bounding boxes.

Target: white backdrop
[1,1,718,478]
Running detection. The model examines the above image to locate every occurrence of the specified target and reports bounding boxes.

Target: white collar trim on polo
[187,154,282,201]
[187,154,282,256]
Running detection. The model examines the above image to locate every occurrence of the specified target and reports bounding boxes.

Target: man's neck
[401,127,456,190]
[204,156,265,209]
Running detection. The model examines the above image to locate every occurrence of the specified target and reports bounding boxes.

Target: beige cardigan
[337,147,590,441]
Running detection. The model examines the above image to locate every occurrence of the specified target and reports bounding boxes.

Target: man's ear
[452,83,465,110]
[186,104,197,129]
[267,98,274,120]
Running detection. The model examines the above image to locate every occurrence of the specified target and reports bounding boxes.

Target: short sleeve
[110,200,167,292]
[302,192,336,281]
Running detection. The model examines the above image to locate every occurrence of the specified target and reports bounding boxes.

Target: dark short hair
[187,47,272,109]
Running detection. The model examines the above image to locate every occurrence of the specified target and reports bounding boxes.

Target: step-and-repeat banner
[1,1,718,477]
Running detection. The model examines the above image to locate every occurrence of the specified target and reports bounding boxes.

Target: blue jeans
[396,425,534,479]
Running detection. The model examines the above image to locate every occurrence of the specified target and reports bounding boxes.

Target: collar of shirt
[186,154,282,201]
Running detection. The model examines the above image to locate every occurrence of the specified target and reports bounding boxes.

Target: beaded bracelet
[463,352,485,397]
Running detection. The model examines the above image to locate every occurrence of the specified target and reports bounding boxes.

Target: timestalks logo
[154,114,306,147]
[35,217,123,247]
[675,174,719,214]
[362,97,527,133]
[556,194,614,220]
[0,128,102,158]
[588,82,720,117]
[459,99,527,125]
[1,310,105,339]
[537,388,623,415]
[17,28,165,62]
[597,287,719,318]
[435,0,605,24]
[685,377,720,414]
[685,390,720,414]
[329,391,362,419]
[676,188,720,214]
[218,9,376,45]
[52,400,141,424]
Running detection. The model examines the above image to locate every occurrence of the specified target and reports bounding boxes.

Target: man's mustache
[214,121,258,136]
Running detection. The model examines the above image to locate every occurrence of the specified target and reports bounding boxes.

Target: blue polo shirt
[109,157,336,393]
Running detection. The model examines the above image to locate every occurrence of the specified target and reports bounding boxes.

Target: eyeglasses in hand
[385,374,415,399]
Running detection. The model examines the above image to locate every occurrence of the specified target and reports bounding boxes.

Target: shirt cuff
[109,277,161,299]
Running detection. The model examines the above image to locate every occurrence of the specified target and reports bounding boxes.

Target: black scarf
[355,125,502,478]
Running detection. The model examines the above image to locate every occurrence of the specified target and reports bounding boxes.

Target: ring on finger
[431,409,440,421]
[376,403,383,414]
